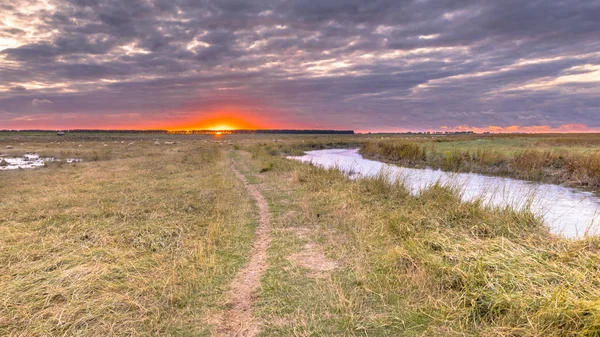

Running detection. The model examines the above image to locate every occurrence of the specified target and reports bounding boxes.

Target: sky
[1,0,600,132]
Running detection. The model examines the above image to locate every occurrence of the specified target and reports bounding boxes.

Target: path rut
[217,162,271,336]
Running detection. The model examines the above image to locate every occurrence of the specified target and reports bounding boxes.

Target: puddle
[289,149,600,239]
[0,153,82,170]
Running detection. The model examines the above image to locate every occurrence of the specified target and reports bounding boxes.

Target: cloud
[0,0,599,130]
[31,98,54,106]
[9,86,26,91]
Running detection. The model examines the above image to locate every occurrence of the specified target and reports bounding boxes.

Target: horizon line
[4,128,600,135]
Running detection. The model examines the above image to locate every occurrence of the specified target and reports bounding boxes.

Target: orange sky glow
[3,109,600,134]
[165,111,266,131]
[355,124,600,134]
[449,124,600,134]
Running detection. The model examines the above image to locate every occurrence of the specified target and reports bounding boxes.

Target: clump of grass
[361,140,427,163]
[260,162,275,173]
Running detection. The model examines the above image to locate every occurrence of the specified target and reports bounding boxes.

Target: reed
[360,140,600,187]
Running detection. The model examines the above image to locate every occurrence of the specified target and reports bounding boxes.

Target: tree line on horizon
[1,129,356,135]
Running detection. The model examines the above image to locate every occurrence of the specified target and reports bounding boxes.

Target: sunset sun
[206,123,236,131]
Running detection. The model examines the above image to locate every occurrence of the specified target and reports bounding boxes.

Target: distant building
[57,131,65,136]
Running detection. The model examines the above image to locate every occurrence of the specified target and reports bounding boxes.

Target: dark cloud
[2,43,59,60]
[1,0,600,130]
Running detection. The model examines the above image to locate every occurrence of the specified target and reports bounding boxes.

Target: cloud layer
[1,0,600,130]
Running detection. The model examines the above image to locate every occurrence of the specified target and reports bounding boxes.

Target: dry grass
[3,132,600,336]
[239,145,600,336]
[0,139,256,336]
[360,139,600,187]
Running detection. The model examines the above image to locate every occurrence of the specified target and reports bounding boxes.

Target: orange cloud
[356,124,600,134]
[454,124,600,133]
[1,105,289,130]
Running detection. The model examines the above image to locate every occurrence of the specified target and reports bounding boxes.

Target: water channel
[289,148,600,239]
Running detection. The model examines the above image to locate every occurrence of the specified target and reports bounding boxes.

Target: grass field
[0,135,256,335]
[1,132,600,336]
[243,142,600,336]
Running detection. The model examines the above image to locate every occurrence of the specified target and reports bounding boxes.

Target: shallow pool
[0,153,81,170]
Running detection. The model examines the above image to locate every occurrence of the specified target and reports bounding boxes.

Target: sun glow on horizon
[165,109,268,131]
[205,124,237,131]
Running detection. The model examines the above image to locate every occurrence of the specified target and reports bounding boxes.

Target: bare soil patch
[289,242,338,278]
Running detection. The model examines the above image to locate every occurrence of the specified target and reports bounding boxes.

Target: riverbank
[289,148,600,238]
[247,145,600,335]
[359,139,600,188]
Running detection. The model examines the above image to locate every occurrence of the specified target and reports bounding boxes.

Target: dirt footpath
[217,163,272,336]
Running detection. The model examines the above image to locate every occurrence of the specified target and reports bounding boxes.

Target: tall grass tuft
[360,141,427,163]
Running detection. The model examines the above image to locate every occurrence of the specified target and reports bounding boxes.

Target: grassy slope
[0,142,256,336]
[237,147,600,336]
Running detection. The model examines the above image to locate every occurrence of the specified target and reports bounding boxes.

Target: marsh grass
[361,140,600,187]
[242,146,600,336]
[3,132,600,336]
[0,141,256,336]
